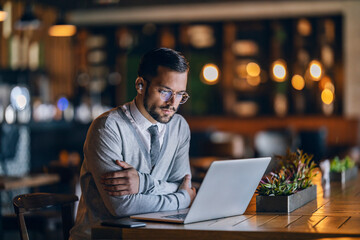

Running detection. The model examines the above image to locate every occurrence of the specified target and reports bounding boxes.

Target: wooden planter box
[256,185,317,213]
[330,167,358,182]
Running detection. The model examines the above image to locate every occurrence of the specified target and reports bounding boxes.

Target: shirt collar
[129,100,165,132]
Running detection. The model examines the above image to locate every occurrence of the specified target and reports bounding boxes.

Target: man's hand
[179,174,196,204]
[101,160,140,196]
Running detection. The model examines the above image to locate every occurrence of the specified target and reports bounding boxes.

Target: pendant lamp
[48,10,76,37]
[15,3,40,30]
[0,5,8,22]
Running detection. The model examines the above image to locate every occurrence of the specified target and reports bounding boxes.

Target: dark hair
[138,48,189,82]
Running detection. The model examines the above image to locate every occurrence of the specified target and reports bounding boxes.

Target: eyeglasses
[158,89,190,104]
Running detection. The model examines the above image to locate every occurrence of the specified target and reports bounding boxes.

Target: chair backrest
[298,127,327,164]
[254,128,298,173]
[13,192,79,240]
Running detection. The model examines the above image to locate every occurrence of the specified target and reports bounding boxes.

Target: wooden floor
[92,170,360,240]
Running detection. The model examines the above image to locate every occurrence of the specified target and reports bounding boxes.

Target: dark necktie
[148,125,160,167]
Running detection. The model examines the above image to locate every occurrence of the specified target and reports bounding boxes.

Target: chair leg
[61,203,74,240]
[17,212,29,240]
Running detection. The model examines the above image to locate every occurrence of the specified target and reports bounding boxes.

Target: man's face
[143,66,188,124]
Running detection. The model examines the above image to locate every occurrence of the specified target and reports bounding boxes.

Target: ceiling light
[48,11,76,37]
[0,5,8,22]
[15,3,40,30]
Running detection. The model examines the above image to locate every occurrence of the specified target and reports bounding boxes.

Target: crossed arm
[85,120,195,217]
[101,154,191,196]
[101,160,194,199]
[101,160,141,196]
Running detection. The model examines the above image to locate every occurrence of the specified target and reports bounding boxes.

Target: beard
[143,91,179,124]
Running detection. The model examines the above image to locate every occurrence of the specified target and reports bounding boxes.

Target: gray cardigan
[70,104,191,240]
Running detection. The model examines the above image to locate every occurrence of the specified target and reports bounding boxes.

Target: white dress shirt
[122,100,166,152]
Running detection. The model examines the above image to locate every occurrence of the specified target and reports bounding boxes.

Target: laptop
[131,157,271,224]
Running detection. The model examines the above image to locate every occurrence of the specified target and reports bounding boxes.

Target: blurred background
[0,0,360,239]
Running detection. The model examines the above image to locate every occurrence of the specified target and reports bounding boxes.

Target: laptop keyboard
[162,213,187,220]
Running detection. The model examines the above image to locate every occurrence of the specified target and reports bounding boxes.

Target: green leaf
[258,148,318,196]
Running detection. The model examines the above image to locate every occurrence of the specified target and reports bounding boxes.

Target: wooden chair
[13,192,78,240]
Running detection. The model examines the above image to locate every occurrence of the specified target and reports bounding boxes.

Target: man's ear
[135,77,144,94]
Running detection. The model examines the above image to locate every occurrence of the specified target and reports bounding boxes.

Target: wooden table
[92,171,360,240]
[0,173,60,190]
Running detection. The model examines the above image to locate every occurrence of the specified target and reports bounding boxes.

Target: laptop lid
[131,157,271,224]
[184,157,270,223]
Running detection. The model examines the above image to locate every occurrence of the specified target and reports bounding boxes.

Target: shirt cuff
[137,172,155,194]
[176,189,191,209]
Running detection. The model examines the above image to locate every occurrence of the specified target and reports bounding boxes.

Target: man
[70,48,196,240]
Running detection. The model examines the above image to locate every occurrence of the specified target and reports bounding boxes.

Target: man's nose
[166,93,176,104]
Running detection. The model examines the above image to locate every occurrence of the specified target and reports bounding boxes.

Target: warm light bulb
[202,63,219,85]
[291,75,305,90]
[272,60,287,82]
[48,25,77,37]
[246,62,261,77]
[0,10,7,22]
[297,18,312,36]
[321,89,334,105]
[309,60,322,81]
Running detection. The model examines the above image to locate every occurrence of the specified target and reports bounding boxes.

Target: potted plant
[330,156,358,182]
[256,149,318,212]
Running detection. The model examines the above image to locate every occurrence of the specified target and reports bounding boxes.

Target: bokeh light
[48,25,77,37]
[10,86,30,111]
[202,63,219,85]
[18,107,31,123]
[297,18,312,36]
[246,62,261,77]
[5,105,16,124]
[309,60,322,81]
[33,102,57,122]
[57,97,69,111]
[321,89,334,104]
[291,75,305,90]
[324,82,335,93]
[319,76,331,90]
[0,10,7,22]
[247,76,261,86]
[272,60,287,82]
[16,95,27,110]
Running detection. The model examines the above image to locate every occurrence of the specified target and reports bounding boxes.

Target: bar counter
[186,116,359,147]
[92,169,360,240]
